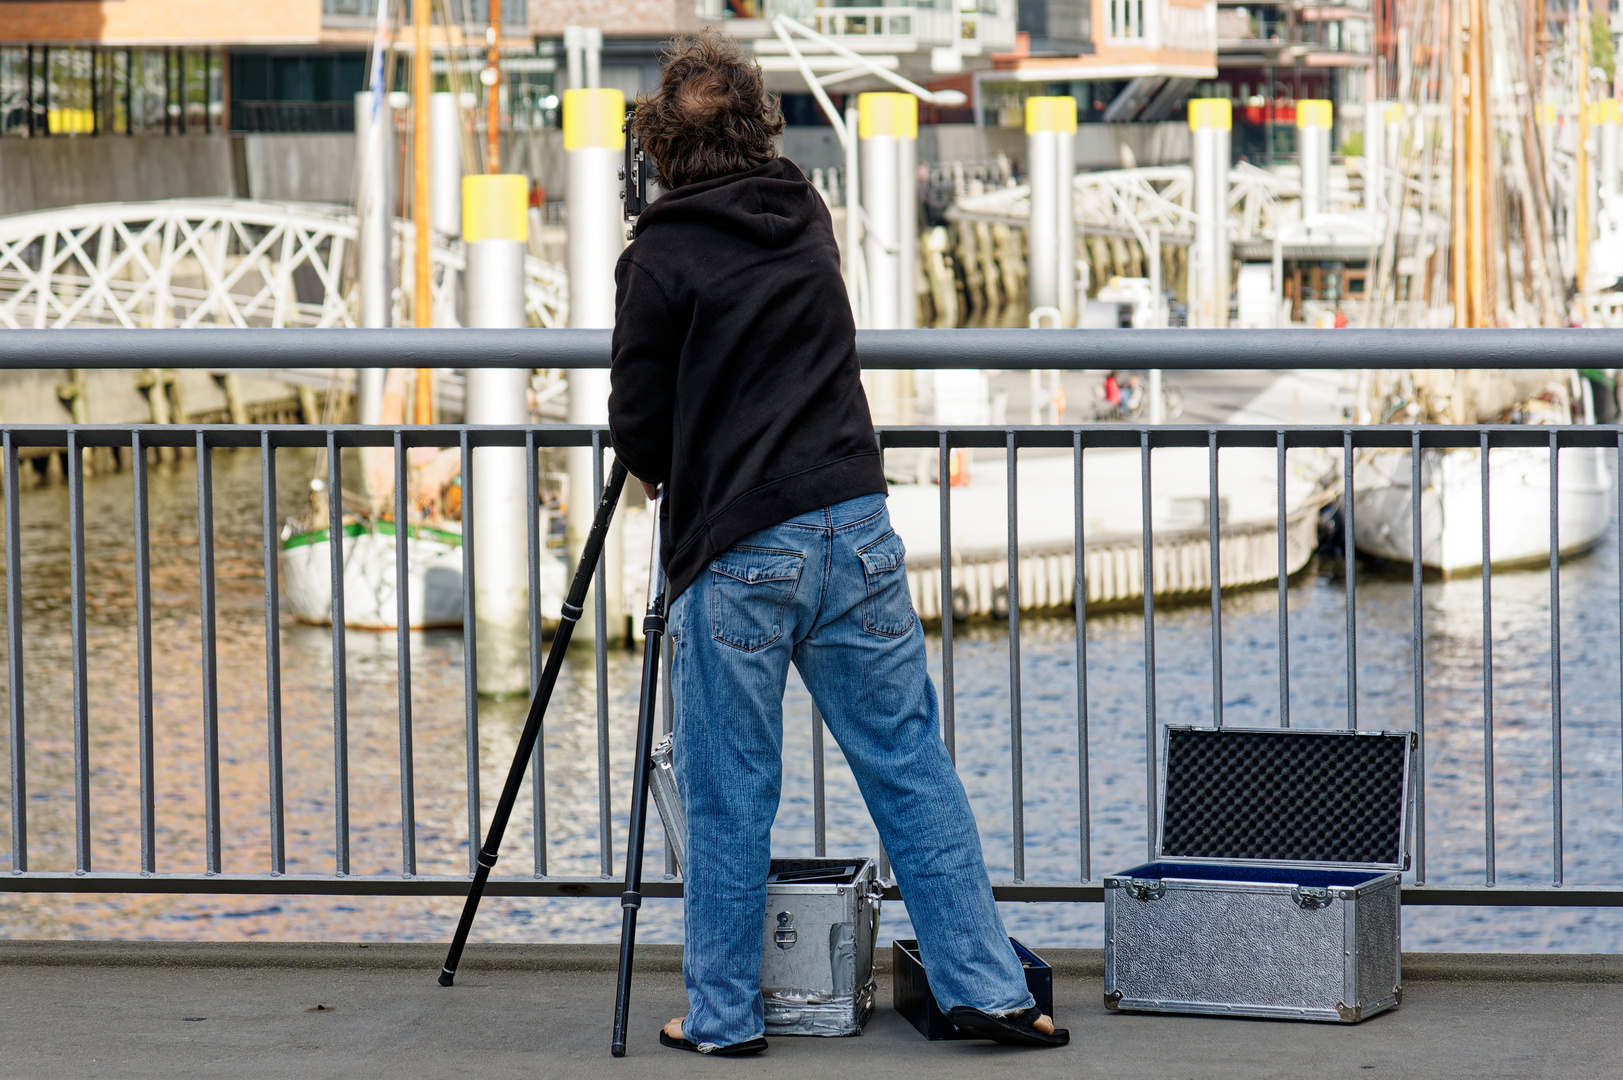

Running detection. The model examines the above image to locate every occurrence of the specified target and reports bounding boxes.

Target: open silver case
[1104,725,1417,1023]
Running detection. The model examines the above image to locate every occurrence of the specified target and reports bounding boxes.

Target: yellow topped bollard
[1025,97,1078,327]
[563,87,625,151]
[1187,99,1231,328]
[1025,96,1077,135]
[1296,99,1333,217]
[462,174,530,243]
[857,92,918,140]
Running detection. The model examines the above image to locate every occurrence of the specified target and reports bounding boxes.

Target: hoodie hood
[632,157,822,249]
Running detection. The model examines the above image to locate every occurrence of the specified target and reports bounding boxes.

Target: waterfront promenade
[3,941,1618,1078]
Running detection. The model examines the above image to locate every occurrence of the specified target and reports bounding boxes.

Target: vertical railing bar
[593,432,612,878]
[1410,428,1426,884]
[1618,430,1623,850]
[1549,429,1563,886]
[196,431,222,875]
[1343,429,1358,732]
[461,430,480,877]
[1276,431,1290,728]
[260,430,284,876]
[1006,430,1024,883]
[326,430,350,876]
[1074,430,1090,882]
[394,429,416,876]
[133,432,156,873]
[938,429,955,761]
[1140,431,1157,860]
[526,430,546,878]
[1480,429,1495,886]
[4,433,24,872]
[1208,429,1223,727]
[67,431,90,873]
[812,705,827,858]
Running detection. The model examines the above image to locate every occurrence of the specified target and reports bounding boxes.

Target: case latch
[1291,885,1333,910]
[1124,878,1166,902]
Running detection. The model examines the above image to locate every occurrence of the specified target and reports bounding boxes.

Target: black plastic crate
[892,938,1053,1041]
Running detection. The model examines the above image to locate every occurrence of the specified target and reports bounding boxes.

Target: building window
[0,47,222,137]
[1108,0,1147,40]
[230,52,367,133]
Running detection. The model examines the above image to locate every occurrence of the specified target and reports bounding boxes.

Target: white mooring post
[1026,96,1077,328]
[859,92,916,424]
[430,91,463,326]
[1189,98,1231,329]
[462,174,532,694]
[354,90,395,421]
[563,77,625,646]
[1298,99,1332,220]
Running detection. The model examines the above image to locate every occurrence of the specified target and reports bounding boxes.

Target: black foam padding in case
[1159,728,1408,865]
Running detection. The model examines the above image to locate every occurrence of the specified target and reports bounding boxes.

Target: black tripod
[437,459,628,987]
[610,491,668,1057]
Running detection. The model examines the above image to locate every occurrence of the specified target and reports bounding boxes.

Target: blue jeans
[668,492,1033,1045]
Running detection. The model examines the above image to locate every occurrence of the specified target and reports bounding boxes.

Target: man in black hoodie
[608,32,1066,1055]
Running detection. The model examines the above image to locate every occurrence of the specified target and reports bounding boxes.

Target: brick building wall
[0,1,322,45]
[529,0,703,38]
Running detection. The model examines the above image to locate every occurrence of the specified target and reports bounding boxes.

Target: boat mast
[1575,0,1592,304]
[1452,0,1469,326]
[412,0,435,424]
[485,0,501,176]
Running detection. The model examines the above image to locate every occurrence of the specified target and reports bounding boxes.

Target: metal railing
[1,328,1622,909]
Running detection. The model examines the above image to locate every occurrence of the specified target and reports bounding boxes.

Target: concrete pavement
[1,942,1618,1079]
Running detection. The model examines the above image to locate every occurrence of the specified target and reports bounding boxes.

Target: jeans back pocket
[710,546,805,652]
[857,530,915,637]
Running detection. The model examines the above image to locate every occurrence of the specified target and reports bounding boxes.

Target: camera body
[620,108,649,238]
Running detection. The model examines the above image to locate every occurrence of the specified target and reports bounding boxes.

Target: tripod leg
[611,493,667,1057]
[437,459,628,987]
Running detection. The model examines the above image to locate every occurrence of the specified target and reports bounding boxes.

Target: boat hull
[1352,447,1613,574]
[281,523,464,629]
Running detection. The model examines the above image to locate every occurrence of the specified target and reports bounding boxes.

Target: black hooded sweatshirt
[608,157,887,602]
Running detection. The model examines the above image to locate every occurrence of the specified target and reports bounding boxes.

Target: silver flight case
[1104,725,1417,1023]
[649,735,882,1037]
[761,858,883,1036]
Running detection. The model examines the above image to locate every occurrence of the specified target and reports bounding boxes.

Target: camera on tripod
[619,108,649,238]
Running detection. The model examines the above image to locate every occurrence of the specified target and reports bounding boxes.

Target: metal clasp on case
[774,911,798,949]
[1125,878,1166,902]
[1292,885,1333,910]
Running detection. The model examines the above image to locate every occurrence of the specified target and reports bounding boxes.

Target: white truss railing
[0,198,567,331]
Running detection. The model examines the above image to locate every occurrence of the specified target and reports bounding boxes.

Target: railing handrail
[2,328,1621,371]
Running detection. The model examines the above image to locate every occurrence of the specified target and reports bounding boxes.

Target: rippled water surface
[1,448,1620,951]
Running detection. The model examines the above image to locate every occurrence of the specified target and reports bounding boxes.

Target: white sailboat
[1351,370,1613,575]
[281,519,466,628]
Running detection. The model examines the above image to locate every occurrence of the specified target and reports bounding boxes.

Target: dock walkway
[2,941,1617,1079]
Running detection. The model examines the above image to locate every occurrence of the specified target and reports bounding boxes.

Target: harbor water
[1,447,1620,951]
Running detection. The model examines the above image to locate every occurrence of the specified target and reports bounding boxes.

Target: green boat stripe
[281,521,463,551]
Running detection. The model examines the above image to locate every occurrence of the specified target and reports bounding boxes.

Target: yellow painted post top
[1591,99,1622,126]
[858,93,918,140]
[563,88,625,151]
[1381,102,1404,125]
[1187,99,1231,131]
[1297,99,1333,129]
[463,175,530,243]
[1024,96,1077,135]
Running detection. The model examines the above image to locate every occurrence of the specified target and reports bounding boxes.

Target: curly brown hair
[632,30,785,190]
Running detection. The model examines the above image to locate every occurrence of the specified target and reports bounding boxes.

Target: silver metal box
[761,858,883,1037]
[648,738,881,1037]
[1104,726,1416,1023]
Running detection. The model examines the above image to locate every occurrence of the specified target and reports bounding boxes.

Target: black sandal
[947,1006,1070,1047]
[659,1030,769,1056]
